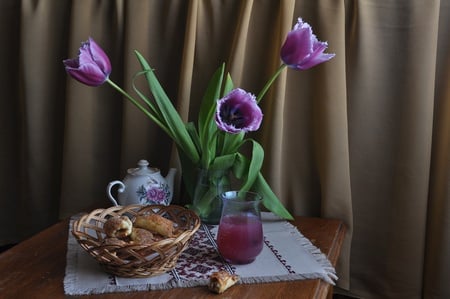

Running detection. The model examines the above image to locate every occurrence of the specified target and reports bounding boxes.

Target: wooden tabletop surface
[0,214,345,299]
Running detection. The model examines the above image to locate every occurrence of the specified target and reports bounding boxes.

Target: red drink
[217,214,263,264]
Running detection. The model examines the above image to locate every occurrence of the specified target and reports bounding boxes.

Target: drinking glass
[216,191,263,264]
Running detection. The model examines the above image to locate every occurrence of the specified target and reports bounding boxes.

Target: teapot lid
[127,160,158,176]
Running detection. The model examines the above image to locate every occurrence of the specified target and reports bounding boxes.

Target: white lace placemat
[64,213,337,295]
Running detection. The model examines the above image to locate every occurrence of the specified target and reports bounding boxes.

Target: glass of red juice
[217,191,263,264]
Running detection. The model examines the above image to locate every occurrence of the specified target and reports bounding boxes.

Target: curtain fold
[424,0,450,297]
[343,1,443,298]
[1,0,449,298]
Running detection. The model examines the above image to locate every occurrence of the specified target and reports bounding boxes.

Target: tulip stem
[106,79,174,139]
[256,64,287,103]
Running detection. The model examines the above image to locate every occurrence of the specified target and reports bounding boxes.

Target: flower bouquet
[63,18,334,223]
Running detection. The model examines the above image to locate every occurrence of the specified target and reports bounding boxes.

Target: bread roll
[103,216,133,238]
[134,214,175,237]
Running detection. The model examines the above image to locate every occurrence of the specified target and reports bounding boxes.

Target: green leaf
[106,79,173,138]
[210,154,237,171]
[227,139,263,191]
[254,173,294,220]
[220,132,244,155]
[197,64,225,168]
[232,153,249,179]
[240,140,264,191]
[131,71,161,117]
[230,152,293,220]
[185,122,201,153]
[198,64,225,139]
[222,73,234,96]
[177,147,198,200]
[134,51,199,164]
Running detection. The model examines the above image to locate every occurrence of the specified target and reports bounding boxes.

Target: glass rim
[220,190,262,202]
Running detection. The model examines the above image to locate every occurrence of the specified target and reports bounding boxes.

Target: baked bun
[103,216,133,238]
[134,214,175,237]
[102,237,128,246]
[130,227,156,244]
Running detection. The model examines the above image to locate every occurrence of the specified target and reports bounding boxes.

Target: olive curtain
[1,0,449,298]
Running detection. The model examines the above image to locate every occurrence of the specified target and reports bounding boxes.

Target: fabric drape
[0,0,449,298]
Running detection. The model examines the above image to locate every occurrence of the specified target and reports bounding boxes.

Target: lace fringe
[283,221,338,285]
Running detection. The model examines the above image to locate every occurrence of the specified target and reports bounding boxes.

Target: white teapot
[107,159,176,206]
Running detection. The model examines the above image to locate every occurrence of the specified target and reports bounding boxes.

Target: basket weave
[72,204,201,278]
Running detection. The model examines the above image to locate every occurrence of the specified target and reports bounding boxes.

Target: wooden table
[0,215,345,299]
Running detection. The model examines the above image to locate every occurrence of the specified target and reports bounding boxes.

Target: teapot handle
[107,180,125,206]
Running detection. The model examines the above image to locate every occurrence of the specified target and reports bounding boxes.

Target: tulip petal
[66,63,111,86]
[280,18,335,70]
[298,41,336,70]
[63,37,111,86]
[215,88,263,134]
[88,37,112,75]
[280,27,313,66]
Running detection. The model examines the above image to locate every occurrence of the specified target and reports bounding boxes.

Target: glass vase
[192,168,231,224]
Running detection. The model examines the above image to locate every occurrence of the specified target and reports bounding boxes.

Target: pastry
[130,227,156,244]
[102,237,128,246]
[134,213,175,237]
[103,215,133,238]
[208,270,240,294]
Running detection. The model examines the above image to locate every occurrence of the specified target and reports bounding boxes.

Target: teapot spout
[165,167,177,195]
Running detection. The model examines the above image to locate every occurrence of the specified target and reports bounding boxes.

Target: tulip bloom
[215,88,263,134]
[63,37,112,86]
[281,18,335,70]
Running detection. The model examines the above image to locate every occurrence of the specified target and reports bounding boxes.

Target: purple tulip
[215,88,263,134]
[63,37,112,86]
[281,18,335,70]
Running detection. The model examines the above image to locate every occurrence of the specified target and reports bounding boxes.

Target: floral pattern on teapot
[136,181,171,206]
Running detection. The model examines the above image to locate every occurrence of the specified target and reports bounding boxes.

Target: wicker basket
[72,204,201,278]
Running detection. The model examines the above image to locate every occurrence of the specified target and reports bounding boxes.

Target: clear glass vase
[192,168,231,224]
